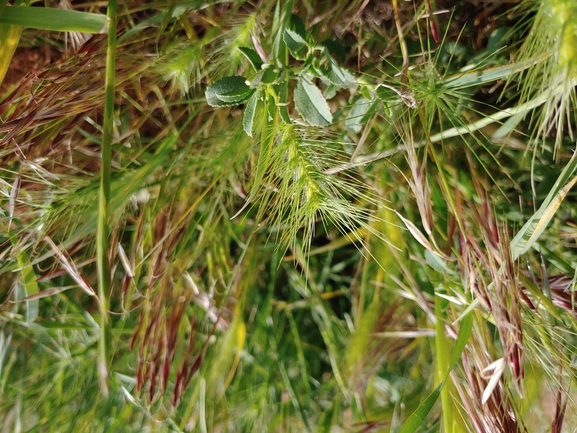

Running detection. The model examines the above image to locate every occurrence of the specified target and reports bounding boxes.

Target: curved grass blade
[398,310,473,433]
[0,6,107,34]
[0,5,21,88]
[398,382,444,433]
[443,59,537,90]
[510,151,577,260]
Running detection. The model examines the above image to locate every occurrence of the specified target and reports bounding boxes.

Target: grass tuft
[3,1,577,431]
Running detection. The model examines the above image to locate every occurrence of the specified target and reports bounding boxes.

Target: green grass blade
[449,311,473,371]
[398,304,473,433]
[397,381,444,433]
[0,6,107,33]
[425,91,549,144]
[510,152,577,260]
[443,59,537,89]
[0,23,21,87]
[16,249,40,324]
[435,294,453,433]
[95,0,117,398]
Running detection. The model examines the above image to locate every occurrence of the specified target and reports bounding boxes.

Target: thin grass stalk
[96,0,117,397]
[434,294,452,433]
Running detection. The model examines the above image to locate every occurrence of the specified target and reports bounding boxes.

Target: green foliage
[0,6,107,33]
[294,77,333,126]
[206,75,255,106]
[3,1,577,432]
[511,151,577,260]
[206,13,355,128]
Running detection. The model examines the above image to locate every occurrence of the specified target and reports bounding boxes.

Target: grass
[2,0,577,432]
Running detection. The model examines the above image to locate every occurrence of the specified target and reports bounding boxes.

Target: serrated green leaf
[206,76,249,97]
[249,67,277,88]
[289,14,308,39]
[322,49,355,87]
[243,90,260,137]
[283,28,308,59]
[294,77,332,126]
[345,97,377,133]
[214,86,253,103]
[238,47,263,71]
[322,38,346,63]
[324,63,355,87]
[283,14,313,60]
[206,76,255,107]
[323,83,338,100]
[206,93,235,107]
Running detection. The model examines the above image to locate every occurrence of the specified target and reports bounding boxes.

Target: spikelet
[516,0,577,155]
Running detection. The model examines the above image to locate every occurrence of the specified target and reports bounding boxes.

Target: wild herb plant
[2,1,577,432]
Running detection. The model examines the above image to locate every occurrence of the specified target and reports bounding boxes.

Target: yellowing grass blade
[510,152,577,260]
[0,22,21,87]
[0,4,108,88]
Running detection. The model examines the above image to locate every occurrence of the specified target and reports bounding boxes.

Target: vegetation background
[1,0,577,431]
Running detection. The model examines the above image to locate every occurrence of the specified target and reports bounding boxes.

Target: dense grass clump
[2,1,577,431]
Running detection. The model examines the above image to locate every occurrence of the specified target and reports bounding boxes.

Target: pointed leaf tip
[294,78,333,126]
[206,76,255,107]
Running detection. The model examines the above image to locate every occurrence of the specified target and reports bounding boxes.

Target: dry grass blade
[8,172,20,230]
[43,236,96,297]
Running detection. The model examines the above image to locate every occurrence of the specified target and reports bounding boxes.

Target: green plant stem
[434,294,452,433]
[96,0,117,397]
